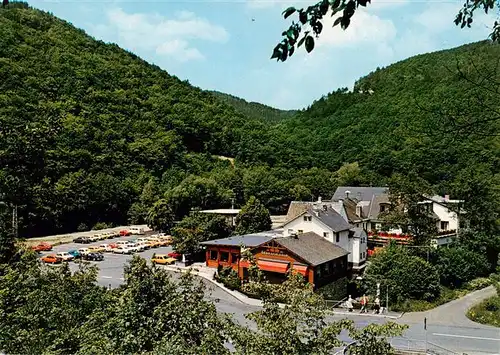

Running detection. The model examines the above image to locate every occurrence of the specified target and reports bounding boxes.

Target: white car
[136,241,150,251]
[100,244,115,252]
[126,242,140,253]
[78,248,90,255]
[113,246,132,254]
[129,227,145,235]
[56,252,74,262]
[88,234,100,242]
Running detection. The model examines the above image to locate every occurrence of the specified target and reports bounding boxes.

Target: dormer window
[379,204,387,213]
[303,215,312,222]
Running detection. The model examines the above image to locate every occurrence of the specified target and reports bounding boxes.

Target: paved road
[40,238,500,354]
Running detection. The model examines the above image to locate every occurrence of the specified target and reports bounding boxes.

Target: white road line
[433,333,500,342]
[101,276,112,279]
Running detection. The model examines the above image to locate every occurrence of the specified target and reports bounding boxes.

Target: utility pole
[386,284,389,313]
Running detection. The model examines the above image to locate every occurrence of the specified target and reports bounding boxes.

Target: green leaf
[305,36,315,53]
[297,36,306,48]
[333,17,342,27]
[282,7,296,19]
[270,46,281,60]
[319,0,329,15]
[299,10,308,24]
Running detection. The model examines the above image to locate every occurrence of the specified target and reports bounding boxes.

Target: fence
[333,338,459,355]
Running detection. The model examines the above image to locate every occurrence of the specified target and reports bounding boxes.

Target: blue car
[68,250,81,259]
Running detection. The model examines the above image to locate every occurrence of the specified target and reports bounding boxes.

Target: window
[336,232,340,243]
[220,252,229,262]
[303,215,312,222]
[210,250,218,261]
[356,223,360,228]
[298,230,303,234]
[288,228,294,234]
[323,232,329,238]
[440,221,449,230]
[379,204,386,213]
[360,253,362,260]
[322,263,328,274]
[231,253,239,264]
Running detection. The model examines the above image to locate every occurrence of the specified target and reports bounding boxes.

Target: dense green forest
[210,91,297,123]
[0,3,498,237]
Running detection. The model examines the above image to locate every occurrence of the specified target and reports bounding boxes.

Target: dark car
[73,236,91,244]
[82,252,104,261]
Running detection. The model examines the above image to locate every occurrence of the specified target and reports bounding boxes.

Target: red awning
[291,265,308,276]
[257,260,289,274]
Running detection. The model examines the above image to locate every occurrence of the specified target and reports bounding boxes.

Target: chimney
[318,196,322,203]
[323,205,328,212]
[345,190,351,199]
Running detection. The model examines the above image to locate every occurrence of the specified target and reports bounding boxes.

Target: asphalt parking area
[38,234,174,287]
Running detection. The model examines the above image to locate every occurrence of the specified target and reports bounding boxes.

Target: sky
[27,0,497,110]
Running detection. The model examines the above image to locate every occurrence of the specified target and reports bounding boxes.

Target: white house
[332,187,463,247]
[282,204,367,271]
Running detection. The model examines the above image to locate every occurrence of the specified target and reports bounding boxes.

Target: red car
[31,242,53,252]
[168,252,181,260]
[41,254,61,264]
[119,230,131,236]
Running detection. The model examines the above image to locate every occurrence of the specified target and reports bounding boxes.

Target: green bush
[316,277,348,301]
[434,247,490,288]
[467,296,500,327]
[77,223,88,232]
[215,266,241,291]
[464,277,492,291]
[92,222,110,230]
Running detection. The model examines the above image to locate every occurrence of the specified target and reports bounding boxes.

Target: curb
[327,310,404,319]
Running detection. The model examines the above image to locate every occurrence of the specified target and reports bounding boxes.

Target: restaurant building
[200,230,349,289]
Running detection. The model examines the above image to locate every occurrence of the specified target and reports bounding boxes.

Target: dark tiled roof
[308,207,351,232]
[276,232,349,266]
[350,227,367,238]
[367,193,391,220]
[200,231,280,247]
[332,186,388,201]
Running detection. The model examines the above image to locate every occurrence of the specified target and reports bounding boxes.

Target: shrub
[463,277,492,291]
[92,222,110,230]
[316,277,348,301]
[77,223,88,232]
[215,266,241,291]
[467,296,500,327]
[434,247,490,288]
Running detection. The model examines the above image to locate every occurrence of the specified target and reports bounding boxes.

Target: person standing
[360,294,368,313]
[373,296,381,314]
[346,295,354,312]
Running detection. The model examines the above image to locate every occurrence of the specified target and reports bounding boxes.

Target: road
[40,236,500,355]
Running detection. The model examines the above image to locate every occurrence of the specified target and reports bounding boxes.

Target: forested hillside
[0,3,498,238]
[210,91,297,123]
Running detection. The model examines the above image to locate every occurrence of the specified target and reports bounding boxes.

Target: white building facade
[282,206,367,271]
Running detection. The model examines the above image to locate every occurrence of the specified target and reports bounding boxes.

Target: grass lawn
[467,295,500,327]
[390,277,493,313]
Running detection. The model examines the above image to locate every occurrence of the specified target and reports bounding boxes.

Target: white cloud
[96,8,229,62]
[316,9,397,48]
[156,39,205,62]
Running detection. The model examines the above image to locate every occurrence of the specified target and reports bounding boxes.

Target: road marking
[433,333,500,342]
[101,276,112,279]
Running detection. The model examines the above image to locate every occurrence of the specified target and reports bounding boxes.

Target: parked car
[115,240,129,247]
[159,235,173,246]
[88,234,100,242]
[68,250,81,259]
[168,252,182,260]
[32,242,53,252]
[41,254,61,264]
[88,245,105,253]
[136,241,150,250]
[73,236,91,244]
[126,242,140,253]
[78,247,90,255]
[56,252,74,262]
[113,246,132,254]
[129,227,145,235]
[100,243,115,252]
[119,230,131,236]
[146,238,161,248]
[82,252,104,261]
[151,254,176,265]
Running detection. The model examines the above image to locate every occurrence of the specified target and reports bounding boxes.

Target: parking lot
[38,233,176,289]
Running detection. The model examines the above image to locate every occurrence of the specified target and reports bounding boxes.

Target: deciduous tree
[235,196,272,235]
